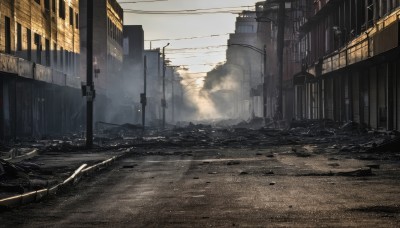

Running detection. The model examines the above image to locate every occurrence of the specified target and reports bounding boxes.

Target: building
[256,0,296,122]
[226,10,265,120]
[143,49,162,124]
[292,0,400,130]
[0,0,83,140]
[80,0,124,124]
[122,25,144,124]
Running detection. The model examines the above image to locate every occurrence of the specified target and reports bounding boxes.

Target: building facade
[80,0,124,124]
[143,49,162,124]
[293,0,400,130]
[123,25,144,124]
[226,10,264,120]
[256,0,297,122]
[0,0,83,140]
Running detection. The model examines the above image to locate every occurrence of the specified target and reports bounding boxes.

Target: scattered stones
[227,161,240,166]
[366,164,380,169]
[263,170,274,175]
[328,163,340,167]
[269,181,276,185]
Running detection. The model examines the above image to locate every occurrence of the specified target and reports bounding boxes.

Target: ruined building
[293,0,400,130]
[143,48,162,123]
[0,0,82,140]
[123,25,144,124]
[80,0,126,124]
[227,10,265,120]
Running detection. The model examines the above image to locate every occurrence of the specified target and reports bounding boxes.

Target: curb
[0,148,132,208]
[3,149,39,163]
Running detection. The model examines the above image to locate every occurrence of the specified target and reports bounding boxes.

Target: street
[1,144,400,227]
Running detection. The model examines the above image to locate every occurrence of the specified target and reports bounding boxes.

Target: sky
[118,0,261,74]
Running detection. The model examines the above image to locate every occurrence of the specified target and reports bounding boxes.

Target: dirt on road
[1,145,399,227]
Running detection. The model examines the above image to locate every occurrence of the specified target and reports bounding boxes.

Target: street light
[162,43,170,129]
[227,43,267,121]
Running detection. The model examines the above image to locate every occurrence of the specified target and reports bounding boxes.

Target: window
[17,23,22,51]
[45,39,50,66]
[45,0,50,11]
[75,13,79,29]
[5,16,11,54]
[35,0,40,5]
[27,29,32,61]
[59,0,65,19]
[34,33,42,64]
[52,0,56,13]
[69,7,73,26]
[60,47,64,70]
[53,43,57,67]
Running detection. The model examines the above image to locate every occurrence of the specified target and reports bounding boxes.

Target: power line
[119,0,169,4]
[123,5,252,14]
[146,33,229,42]
[167,45,226,52]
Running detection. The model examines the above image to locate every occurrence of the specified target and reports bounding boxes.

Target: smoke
[177,70,224,121]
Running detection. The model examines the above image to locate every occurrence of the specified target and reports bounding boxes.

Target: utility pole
[85,0,94,148]
[276,0,285,120]
[171,72,175,124]
[141,56,147,132]
[162,43,169,129]
[263,45,267,122]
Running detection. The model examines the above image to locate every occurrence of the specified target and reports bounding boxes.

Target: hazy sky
[118,0,260,74]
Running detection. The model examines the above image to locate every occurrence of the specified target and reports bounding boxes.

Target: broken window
[27,29,32,61]
[59,0,65,19]
[5,16,11,54]
[45,0,50,11]
[45,39,50,66]
[75,13,79,29]
[52,0,56,13]
[69,7,73,26]
[17,23,22,52]
[34,33,42,64]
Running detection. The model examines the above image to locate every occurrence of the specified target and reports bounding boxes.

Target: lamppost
[162,43,170,129]
[227,43,267,121]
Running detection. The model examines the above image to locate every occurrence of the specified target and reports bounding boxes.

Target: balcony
[316,9,400,75]
[0,53,80,88]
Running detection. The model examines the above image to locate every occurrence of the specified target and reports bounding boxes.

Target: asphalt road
[1,147,400,227]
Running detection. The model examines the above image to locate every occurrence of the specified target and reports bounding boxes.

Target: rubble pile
[0,159,55,198]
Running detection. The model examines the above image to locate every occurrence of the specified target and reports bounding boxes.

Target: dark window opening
[60,47,64,71]
[59,0,65,19]
[35,0,40,5]
[45,0,50,11]
[53,43,57,67]
[5,16,11,54]
[45,39,50,66]
[27,29,32,61]
[69,7,73,26]
[75,13,79,29]
[17,23,22,51]
[34,33,42,64]
[367,0,374,27]
[52,0,56,13]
